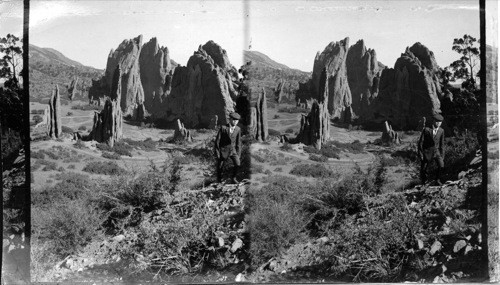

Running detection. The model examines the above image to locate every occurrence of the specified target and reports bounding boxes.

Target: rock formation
[88,77,107,105]
[250,88,268,141]
[67,77,79,101]
[173,119,192,142]
[371,42,442,129]
[89,98,123,147]
[346,39,384,120]
[139,37,176,116]
[105,35,145,118]
[311,37,352,120]
[296,68,330,149]
[381,121,401,145]
[164,41,238,128]
[274,79,285,103]
[48,85,62,139]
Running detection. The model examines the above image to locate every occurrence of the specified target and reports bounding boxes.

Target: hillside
[29,44,103,102]
[244,50,311,104]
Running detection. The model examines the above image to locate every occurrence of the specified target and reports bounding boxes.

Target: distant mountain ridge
[244,50,311,103]
[29,44,103,101]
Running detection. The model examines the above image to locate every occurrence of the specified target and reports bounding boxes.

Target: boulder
[346,39,383,120]
[164,41,238,128]
[250,88,268,141]
[370,43,442,129]
[296,68,330,149]
[311,37,352,120]
[89,98,123,147]
[47,85,62,139]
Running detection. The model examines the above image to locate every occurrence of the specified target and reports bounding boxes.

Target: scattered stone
[417,239,424,250]
[218,237,225,247]
[458,171,468,179]
[231,238,243,253]
[269,260,278,271]
[316,236,329,244]
[453,240,467,253]
[3,239,10,247]
[235,273,247,282]
[464,245,473,255]
[429,240,442,255]
[113,235,125,243]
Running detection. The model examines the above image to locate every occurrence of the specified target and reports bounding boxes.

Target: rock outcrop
[250,88,269,141]
[371,43,442,129]
[274,79,285,103]
[296,68,330,149]
[346,39,383,120]
[164,41,238,128]
[173,119,192,143]
[381,121,401,144]
[311,37,352,120]
[89,98,123,147]
[48,85,62,139]
[139,37,176,116]
[105,35,145,118]
[67,77,79,101]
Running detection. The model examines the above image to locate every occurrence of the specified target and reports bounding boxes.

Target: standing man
[215,112,242,184]
[418,113,445,185]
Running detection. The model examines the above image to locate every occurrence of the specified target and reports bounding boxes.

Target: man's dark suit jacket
[215,124,242,159]
[418,127,445,161]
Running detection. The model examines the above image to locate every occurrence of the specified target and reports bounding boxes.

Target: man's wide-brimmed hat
[230,112,241,120]
[433,113,444,122]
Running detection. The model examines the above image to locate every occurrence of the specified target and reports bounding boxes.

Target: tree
[449,34,480,90]
[0,34,23,86]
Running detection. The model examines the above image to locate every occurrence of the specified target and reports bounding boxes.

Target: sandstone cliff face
[105,35,145,118]
[371,43,442,129]
[164,41,238,128]
[48,85,62,139]
[311,37,352,120]
[346,39,383,120]
[139,37,176,116]
[90,98,123,147]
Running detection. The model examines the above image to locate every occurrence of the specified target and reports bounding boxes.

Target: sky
[0,0,495,72]
[1,1,246,69]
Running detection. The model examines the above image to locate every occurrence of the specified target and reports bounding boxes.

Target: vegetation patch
[290,164,338,178]
[82,161,127,175]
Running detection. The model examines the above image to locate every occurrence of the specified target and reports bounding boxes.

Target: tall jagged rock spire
[48,85,62,139]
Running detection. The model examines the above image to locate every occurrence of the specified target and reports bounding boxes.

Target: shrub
[268,129,281,136]
[71,104,103,111]
[78,125,87,131]
[32,115,43,124]
[82,161,127,175]
[40,160,58,171]
[278,106,308,113]
[122,138,157,151]
[290,164,338,178]
[31,151,45,159]
[247,176,310,265]
[102,152,121,160]
[67,112,73,116]
[32,200,103,257]
[68,164,75,169]
[285,128,294,134]
[96,143,112,152]
[31,109,45,114]
[32,172,93,205]
[274,167,283,172]
[112,142,133,157]
[74,140,86,149]
[61,126,74,134]
[310,154,328,162]
[280,142,293,151]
